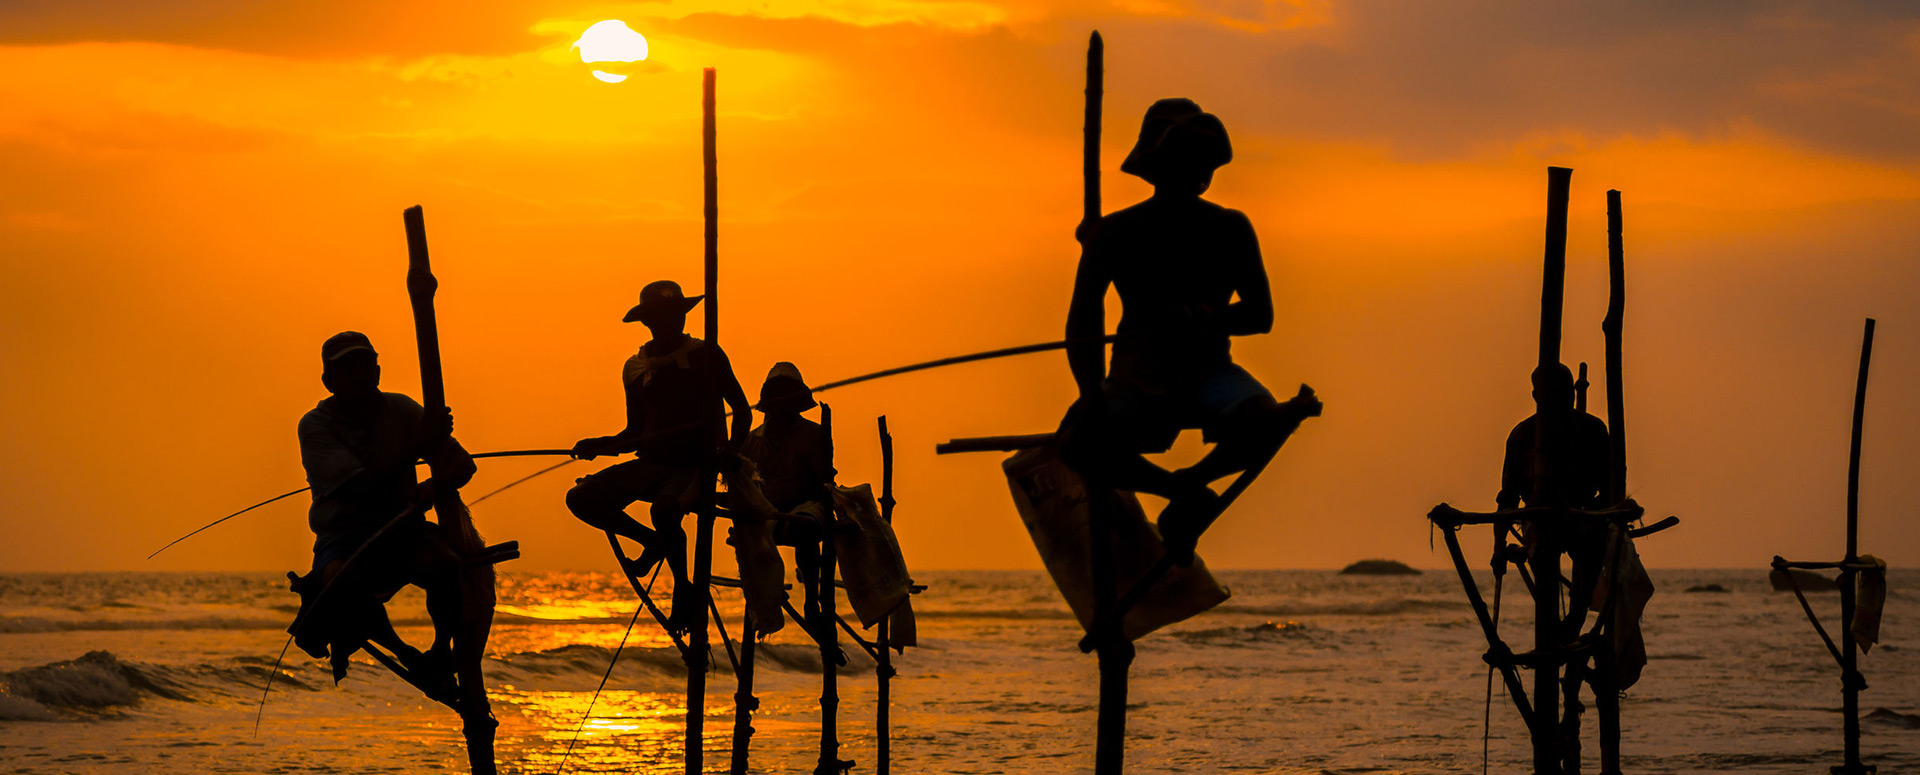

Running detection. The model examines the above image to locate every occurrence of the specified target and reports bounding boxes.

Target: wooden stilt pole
[1772,318,1878,775]
[1602,190,1627,507]
[815,404,845,775]
[1074,30,1131,775]
[402,206,498,775]
[1091,489,1132,775]
[1531,166,1573,775]
[876,415,897,775]
[1596,189,1628,775]
[1839,318,1874,775]
[729,610,757,775]
[687,66,720,775]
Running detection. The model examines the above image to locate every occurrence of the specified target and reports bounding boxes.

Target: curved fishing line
[556,561,662,775]
[434,336,1124,537]
[166,336,1113,557]
[148,488,308,560]
[554,603,643,775]
[470,459,579,506]
[238,338,1114,736]
[254,634,297,736]
[253,499,428,733]
[150,449,573,558]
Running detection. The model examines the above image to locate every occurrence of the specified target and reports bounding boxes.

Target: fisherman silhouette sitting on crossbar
[1062,98,1321,565]
[290,331,475,690]
[567,280,753,634]
[741,363,835,609]
[1498,364,1616,614]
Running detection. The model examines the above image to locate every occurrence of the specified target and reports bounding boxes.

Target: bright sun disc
[574,20,648,65]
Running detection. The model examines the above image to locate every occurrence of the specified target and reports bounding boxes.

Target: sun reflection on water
[498,688,736,775]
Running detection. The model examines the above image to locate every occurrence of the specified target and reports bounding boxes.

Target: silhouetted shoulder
[1505,416,1535,446]
[382,392,424,421]
[298,402,331,438]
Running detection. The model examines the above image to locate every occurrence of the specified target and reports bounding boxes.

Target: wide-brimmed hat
[755,361,817,413]
[1119,98,1233,185]
[321,331,377,364]
[623,280,705,323]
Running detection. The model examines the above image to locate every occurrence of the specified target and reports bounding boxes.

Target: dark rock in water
[1865,708,1920,729]
[1769,567,1838,592]
[1339,559,1420,576]
[1685,583,1729,593]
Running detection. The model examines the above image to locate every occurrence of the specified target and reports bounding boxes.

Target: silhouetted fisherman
[741,362,836,606]
[567,280,752,633]
[292,331,474,688]
[1064,98,1319,564]
[1498,363,1617,620]
[1498,363,1610,513]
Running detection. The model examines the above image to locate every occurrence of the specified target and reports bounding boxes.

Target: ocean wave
[1,610,629,634]
[1212,598,1461,617]
[491,641,871,691]
[0,615,302,634]
[1172,620,1315,645]
[0,636,885,721]
[0,651,197,720]
[909,607,1075,621]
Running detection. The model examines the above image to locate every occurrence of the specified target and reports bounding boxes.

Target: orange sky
[3,1,1919,573]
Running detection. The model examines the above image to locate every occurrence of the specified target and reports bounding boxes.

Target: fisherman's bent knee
[1219,395,1289,446]
[565,477,633,528]
[418,538,464,581]
[649,499,687,533]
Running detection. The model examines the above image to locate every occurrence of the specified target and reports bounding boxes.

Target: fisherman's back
[623,336,732,467]
[1089,196,1264,385]
[298,392,429,553]
[741,417,833,511]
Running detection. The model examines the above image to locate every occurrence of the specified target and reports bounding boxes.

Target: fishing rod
[147,449,572,559]
[156,335,1120,557]
[555,563,661,775]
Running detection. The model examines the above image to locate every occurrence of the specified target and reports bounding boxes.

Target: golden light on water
[573,20,648,84]
[499,689,736,774]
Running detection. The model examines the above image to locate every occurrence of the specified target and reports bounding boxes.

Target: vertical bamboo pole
[704,67,720,344]
[815,403,842,775]
[402,205,497,775]
[1077,30,1132,775]
[1603,190,1627,505]
[729,611,757,775]
[687,66,720,775]
[1840,317,1874,775]
[1597,189,1627,775]
[1538,167,1572,369]
[1531,165,1573,775]
[876,415,896,775]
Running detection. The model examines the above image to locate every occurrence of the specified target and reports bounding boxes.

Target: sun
[573,20,649,83]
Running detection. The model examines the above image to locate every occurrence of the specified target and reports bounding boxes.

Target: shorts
[310,517,435,603]
[1102,362,1273,453]
[577,458,699,509]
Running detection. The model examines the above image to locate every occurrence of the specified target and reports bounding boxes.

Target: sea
[1,568,1915,774]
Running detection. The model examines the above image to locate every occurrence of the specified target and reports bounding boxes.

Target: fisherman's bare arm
[574,373,644,459]
[1066,249,1113,401]
[1219,211,1274,337]
[719,356,753,457]
[421,406,476,491]
[1495,422,1527,511]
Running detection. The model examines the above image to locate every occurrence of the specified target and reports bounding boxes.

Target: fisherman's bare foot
[620,542,667,579]
[1286,384,1322,418]
[664,585,703,637]
[1157,487,1223,568]
[399,645,459,703]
